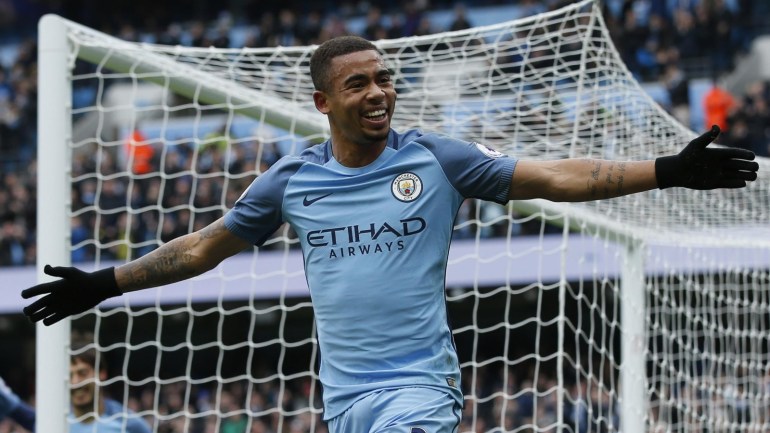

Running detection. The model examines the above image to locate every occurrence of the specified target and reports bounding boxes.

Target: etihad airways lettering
[328,240,404,258]
[306,217,426,247]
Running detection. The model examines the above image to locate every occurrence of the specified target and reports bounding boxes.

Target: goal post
[36,13,74,433]
[35,1,769,432]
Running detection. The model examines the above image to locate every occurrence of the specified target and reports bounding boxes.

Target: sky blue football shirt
[69,399,151,433]
[224,128,517,420]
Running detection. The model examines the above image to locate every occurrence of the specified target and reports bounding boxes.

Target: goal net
[35,0,769,432]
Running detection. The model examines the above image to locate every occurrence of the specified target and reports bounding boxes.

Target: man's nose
[366,82,386,100]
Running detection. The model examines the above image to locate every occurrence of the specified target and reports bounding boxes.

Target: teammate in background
[0,344,151,433]
[68,345,152,433]
[21,36,759,432]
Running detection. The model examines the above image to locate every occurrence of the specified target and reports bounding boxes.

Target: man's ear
[99,369,108,382]
[313,90,330,114]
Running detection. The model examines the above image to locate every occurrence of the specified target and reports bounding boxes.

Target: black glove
[21,265,122,326]
[655,125,759,189]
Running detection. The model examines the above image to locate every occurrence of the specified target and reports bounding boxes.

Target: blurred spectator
[156,22,183,46]
[252,12,276,48]
[725,115,754,151]
[276,10,298,47]
[671,8,700,63]
[211,25,232,49]
[297,10,324,45]
[617,7,649,79]
[706,0,736,73]
[449,4,472,32]
[725,80,770,157]
[703,75,737,133]
[362,7,386,41]
[319,15,348,41]
[125,130,155,175]
[401,2,424,37]
[386,13,405,39]
[188,20,207,47]
[413,15,435,38]
[0,216,26,266]
[662,63,690,126]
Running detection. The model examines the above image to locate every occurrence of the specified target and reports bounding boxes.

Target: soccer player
[0,344,151,433]
[68,345,152,433]
[21,36,758,432]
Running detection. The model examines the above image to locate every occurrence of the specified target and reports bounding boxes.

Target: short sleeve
[224,157,303,245]
[414,134,517,204]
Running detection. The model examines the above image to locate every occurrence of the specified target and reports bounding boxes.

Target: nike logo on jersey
[303,193,333,206]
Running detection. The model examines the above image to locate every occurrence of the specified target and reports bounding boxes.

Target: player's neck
[331,137,387,168]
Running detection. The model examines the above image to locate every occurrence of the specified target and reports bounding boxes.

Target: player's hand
[655,125,759,189]
[21,265,122,326]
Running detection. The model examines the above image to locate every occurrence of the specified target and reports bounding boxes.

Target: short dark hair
[310,36,379,92]
[71,341,107,373]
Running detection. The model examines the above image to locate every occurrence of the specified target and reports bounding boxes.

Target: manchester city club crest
[391,172,423,202]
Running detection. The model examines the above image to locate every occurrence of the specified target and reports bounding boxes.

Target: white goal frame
[37,14,73,433]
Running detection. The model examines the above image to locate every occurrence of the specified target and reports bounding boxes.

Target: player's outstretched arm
[22,217,252,326]
[0,377,35,431]
[114,217,251,293]
[508,126,759,202]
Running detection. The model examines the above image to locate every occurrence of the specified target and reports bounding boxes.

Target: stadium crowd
[0,0,769,268]
[1,0,770,432]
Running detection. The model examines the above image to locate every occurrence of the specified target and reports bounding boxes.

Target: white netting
[37,0,770,432]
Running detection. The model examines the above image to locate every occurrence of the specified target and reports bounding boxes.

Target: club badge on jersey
[391,172,423,202]
[474,142,505,158]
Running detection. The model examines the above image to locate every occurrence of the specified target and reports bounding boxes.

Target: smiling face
[313,49,396,163]
[69,355,108,418]
[70,357,97,412]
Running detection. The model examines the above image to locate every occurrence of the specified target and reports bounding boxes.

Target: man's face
[70,358,96,409]
[313,49,396,148]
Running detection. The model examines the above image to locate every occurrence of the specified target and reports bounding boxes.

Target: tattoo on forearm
[122,236,198,290]
[603,163,614,198]
[589,161,602,199]
[591,162,601,181]
[588,161,629,200]
[615,162,626,195]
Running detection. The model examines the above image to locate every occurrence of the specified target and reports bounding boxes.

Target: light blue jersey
[224,129,517,420]
[69,399,151,433]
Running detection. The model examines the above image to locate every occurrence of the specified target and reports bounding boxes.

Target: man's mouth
[364,109,387,121]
